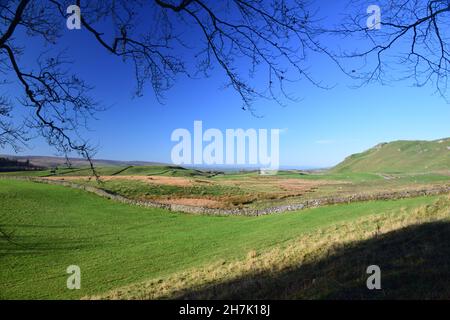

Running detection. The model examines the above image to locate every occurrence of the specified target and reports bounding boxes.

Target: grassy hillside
[332,138,450,174]
[0,179,442,299]
[0,155,165,168]
[114,165,212,177]
[0,165,212,178]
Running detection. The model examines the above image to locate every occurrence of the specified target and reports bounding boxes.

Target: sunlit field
[2,178,448,299]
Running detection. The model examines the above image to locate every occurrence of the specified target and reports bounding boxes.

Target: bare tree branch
[326,0,450,100]
[1,0,450,182]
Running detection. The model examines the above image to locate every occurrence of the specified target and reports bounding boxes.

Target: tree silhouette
[325,0,450,100]
[1,0,449,163]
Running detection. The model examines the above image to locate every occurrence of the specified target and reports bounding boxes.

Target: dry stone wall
[2,176,449,216]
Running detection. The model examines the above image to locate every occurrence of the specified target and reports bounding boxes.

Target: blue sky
[2,1,450,168]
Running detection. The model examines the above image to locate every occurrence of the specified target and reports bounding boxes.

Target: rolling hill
[0,155,166,168]
[332,138,450,174]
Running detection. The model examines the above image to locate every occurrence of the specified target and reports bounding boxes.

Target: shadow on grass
[174,220,450,299]
[0,225,92,256]
[0,237,89,256]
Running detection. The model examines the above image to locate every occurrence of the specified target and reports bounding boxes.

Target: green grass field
[2,164,448,210]
[0,179,443,299]
[86,179,245,199]
[1,138,449,299]
[0,165,211,178]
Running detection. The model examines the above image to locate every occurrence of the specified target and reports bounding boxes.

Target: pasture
[7,165,447,209]
[1,179,445,299]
